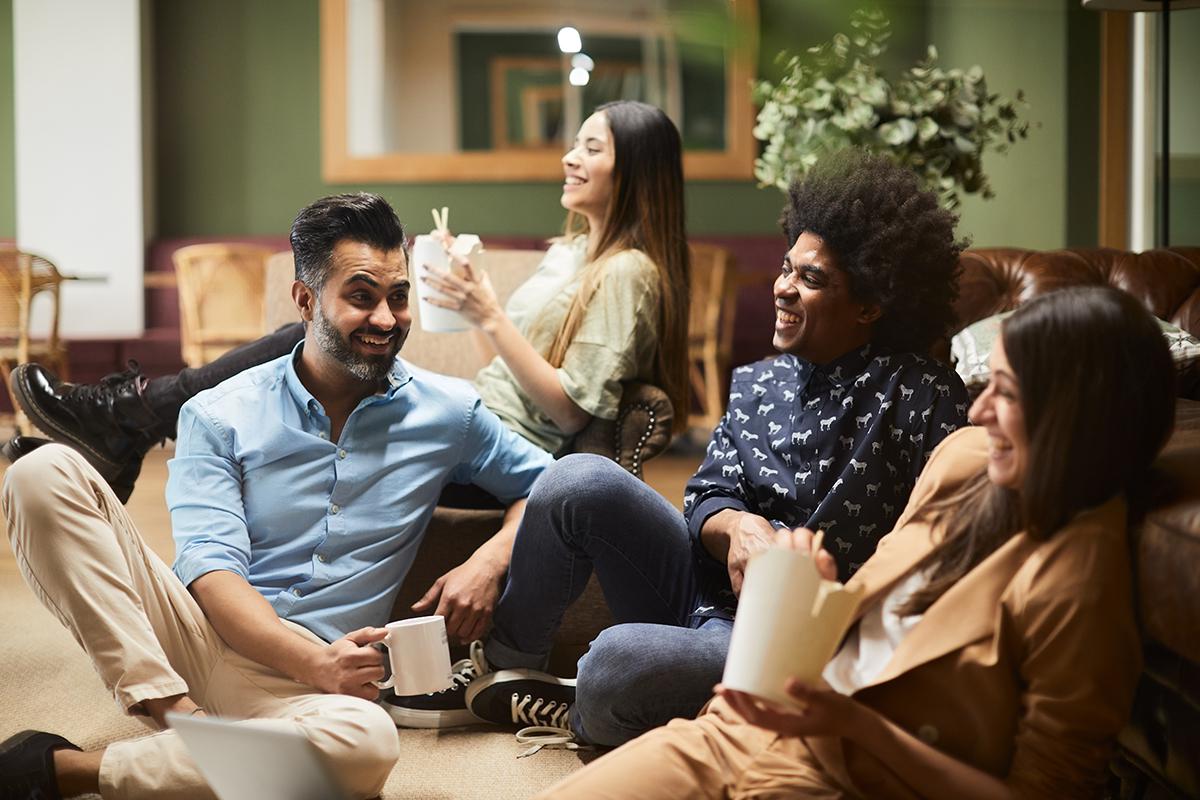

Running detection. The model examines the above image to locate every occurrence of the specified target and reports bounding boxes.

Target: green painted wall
[1066,1,1100,248]
[927,0,1071,249]
[152,0,943,240]
[1,0,1105,248]
[1168,11,1200,245]
[0,0,14,238]
[151,0,828,239]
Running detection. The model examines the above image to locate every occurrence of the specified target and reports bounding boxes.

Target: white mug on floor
[373,616,453,696]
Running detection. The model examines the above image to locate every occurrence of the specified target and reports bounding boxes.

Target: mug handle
[372,642,394,690]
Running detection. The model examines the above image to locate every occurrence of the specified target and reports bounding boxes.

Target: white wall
[14,0,147,337]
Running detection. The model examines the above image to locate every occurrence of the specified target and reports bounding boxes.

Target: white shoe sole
[382,701,480,729]
[464,669,577,713]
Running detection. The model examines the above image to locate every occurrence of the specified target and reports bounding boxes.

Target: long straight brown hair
[898,287,1176,615]
[544,100,691,433]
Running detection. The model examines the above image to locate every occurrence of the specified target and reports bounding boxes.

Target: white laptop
[166,712,351,800]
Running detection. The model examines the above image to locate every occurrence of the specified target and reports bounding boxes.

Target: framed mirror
[320,0,758,182]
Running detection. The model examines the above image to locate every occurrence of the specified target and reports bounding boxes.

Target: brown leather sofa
[952,247,1200,799]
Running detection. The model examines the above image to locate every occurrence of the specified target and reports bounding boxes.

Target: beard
[310,303,404,384]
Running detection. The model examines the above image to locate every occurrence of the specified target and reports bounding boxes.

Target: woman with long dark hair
[10,101,690,490]
[539,285,1176,798]
[422,99,690,453]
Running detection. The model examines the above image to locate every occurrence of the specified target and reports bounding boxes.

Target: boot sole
[10,366,124,478]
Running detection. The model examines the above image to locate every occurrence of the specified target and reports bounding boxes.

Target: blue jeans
[484,454,733,747]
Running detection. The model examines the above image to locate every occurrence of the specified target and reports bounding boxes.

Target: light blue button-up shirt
[168,346,551,644]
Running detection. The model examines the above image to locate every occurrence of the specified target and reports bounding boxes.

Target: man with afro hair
[460,149,971,752]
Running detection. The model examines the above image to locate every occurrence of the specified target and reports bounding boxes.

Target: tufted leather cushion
[951,247,1200,337]
[948,248,1200,402]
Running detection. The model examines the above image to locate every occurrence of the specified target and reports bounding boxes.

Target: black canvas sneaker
[383,640,489,728]
[465,668,580,755]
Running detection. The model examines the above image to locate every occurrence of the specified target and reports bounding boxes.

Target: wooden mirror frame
[319,0,759,183]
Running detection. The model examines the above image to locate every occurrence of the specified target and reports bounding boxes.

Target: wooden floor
[0,430,704,568]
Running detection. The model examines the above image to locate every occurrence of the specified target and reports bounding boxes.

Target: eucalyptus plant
[752,8,1030,208]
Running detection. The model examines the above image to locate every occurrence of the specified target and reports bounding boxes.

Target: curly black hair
[780,149,966,355]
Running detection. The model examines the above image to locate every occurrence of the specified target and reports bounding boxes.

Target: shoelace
[432,640,489,695]
[67,360,145,406]
[510,694,589,758]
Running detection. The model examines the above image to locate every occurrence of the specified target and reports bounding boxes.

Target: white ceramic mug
[372,615,453,696]
[411,234,473,333]
[722,547,863,708]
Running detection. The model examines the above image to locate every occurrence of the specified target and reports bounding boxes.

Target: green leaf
[860,79,888,106]
[917,116,939,143]
[749,8,1029,208]
[878,118,917,146]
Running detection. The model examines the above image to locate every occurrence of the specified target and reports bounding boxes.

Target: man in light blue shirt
[0,193,549,799]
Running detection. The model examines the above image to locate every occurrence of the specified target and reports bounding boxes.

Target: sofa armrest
[1178,358,1200,402]
[569,381,674,478]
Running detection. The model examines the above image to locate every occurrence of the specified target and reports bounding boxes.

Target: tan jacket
[813,426,1142,798]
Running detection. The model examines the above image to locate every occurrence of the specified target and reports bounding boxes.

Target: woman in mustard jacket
[540,285,1176,798]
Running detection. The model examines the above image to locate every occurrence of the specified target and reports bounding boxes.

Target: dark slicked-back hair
[781,149,965,355]
[290,193,406,290]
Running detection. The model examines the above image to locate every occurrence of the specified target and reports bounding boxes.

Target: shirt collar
[814,343,873,387]
[793,343,873,397]
[283,340,413,416]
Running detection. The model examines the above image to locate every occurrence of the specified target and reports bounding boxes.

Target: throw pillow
[950,311,1200,394]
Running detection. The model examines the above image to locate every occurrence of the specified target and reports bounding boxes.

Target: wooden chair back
[172,243,273,367]
[687,243,738,433]
[0,248,68,432]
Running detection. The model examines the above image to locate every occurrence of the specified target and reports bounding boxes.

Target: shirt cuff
[687,496,751,542]
[173,543,250,588]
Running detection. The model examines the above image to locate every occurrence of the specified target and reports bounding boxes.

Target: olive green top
[473,236,662,454]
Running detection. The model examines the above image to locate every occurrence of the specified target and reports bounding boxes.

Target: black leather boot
[1,434,50,463]
[2,434,143,504]
[10,362,161,502]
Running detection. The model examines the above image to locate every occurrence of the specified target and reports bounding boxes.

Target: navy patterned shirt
[683,345,969,620]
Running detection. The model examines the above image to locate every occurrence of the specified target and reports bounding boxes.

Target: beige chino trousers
[534,697,849,799]
[1,445,399,799]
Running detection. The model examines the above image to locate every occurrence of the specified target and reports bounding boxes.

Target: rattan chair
[687,243,738,434]
[0,248,69,434]
[172,243,273,367]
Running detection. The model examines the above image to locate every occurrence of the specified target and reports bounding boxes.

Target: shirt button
[330,504,341,515]
[338,449,347,459]
[318,431,328,440]
[317,554,327,563]
[917,724,939,744]
[294,589,304,598]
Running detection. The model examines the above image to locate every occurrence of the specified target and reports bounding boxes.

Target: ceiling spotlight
[557,26,582,54]
[569,67,590,86]
[570,53,594,72]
